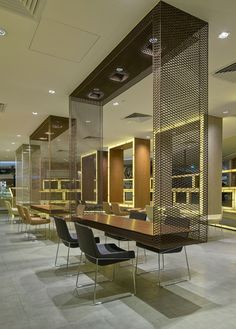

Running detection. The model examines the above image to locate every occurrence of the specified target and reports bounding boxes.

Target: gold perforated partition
[152,2,208,248]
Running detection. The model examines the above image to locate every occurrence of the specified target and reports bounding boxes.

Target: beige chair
[103,202,113,215]
[76,204,85,216]
[5,200,18,222]
[145,205,153,221]
[111,202,129,216]
[22,206,50,239]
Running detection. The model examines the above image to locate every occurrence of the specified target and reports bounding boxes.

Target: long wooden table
[72,214,191,248]
[31,204,69,215]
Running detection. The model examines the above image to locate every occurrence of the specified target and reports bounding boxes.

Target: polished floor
[1,213,236,329]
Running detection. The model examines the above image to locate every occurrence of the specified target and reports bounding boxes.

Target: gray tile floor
[1,213,236,329]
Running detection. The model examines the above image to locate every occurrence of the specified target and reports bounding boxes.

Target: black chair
[105,211,146,246]
[54,216,99,270]
[136,216,191,286]
[74,223,136,305]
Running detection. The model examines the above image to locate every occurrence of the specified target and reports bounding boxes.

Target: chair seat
[89,243,135,266]
[30,218,51,225]
[136,242,183,254]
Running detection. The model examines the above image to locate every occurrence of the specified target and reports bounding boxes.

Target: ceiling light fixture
[0,27,7,37]
[32,112,38,115]
[39,137,47,140]
[218,32,230,39]
[146,136,151,139]
[49,89,56,94]
[16,134,21,137]
[113,102,119,106]
[223,110,229,114]
[85,120,91,123]
[149,37,158,44]
[11,142,15,145]
[6,149,10,152]
[116,67,123,72]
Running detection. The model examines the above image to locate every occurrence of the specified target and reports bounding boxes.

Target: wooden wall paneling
[109,148,123,203]
[81,154,96,202]
[97,151,108,203]
[134,138,150,208]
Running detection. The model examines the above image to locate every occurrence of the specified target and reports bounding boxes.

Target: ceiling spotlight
[49,89,56,94]
[11,142,15,145]
[218,32,230,39]
[45,131,54,135]
[113,102,119,106]
[16,134,21,137]
[146,136,151,139]
[32,112,38,115]
[149,37,158,44]
[39,137,47,140]
[116,67,123,72]
[85,120,91,123]
[0,27,7,37]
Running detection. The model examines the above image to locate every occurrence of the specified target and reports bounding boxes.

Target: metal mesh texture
[152,2,208,248]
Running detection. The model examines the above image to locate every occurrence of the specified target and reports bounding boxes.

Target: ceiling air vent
[215,62,236,83]
[123,112,152,122]
[83,136,102,140]
[0,0,46,20]
[0,103,6,113]
[87,89,104,100]
[216,62,236,74]
[109,70,129,83]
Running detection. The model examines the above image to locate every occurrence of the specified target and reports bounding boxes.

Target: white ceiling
[1,0,236,161]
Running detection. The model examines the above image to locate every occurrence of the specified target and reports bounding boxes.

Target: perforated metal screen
[152,2,208,248]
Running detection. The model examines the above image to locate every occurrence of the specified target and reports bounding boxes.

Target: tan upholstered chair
[111,202,129,216]
[76,204,85,216]
[22,206,50,239]
[5,200,18,222]
[103,202,113,215]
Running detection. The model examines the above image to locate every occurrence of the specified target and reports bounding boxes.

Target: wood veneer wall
[134,138,150,208]
[109,149,123,203]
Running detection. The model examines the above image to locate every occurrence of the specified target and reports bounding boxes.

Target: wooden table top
[31,204,69,214]
[72,213,189,237]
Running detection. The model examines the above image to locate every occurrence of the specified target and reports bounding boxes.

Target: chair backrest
[17,204,26,223]
[4,200,13,216]
[103,202,113,214]
[74,223,98,259]
[145,205,153,220]
[76,204,85,216]
[22,206,32,224]
[54,216,73,243]
[111,202,121,215]
[129,211,147,221]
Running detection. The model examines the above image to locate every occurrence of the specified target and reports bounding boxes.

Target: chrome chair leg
[132,259,136,294]
[54,239,61,266]
[157,253,161,287]
[66,244,71,271]
[93,260,100,305]
[162,254,165,269]
[135,247,139,274]
[184,246,191,280]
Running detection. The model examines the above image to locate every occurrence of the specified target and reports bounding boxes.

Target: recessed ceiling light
[113,102,119,106]
[39,137,47,140]
[149,37,158,44]
[146,136,151,139]
[218,32,230,39]
[85,120,91,123]
[223,110,229,114]
[11,142,15,145]
[0,27,7,37]
[45,132,54,135]
[32,112,38,115]
[16,134,21,137]
[116,67,123,72]
[48,89,56,94]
